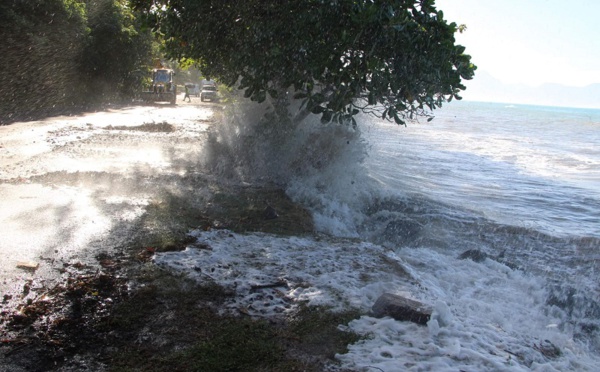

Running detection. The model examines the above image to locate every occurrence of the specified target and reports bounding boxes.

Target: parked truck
[140,68,177,104]
[200,80,218,102]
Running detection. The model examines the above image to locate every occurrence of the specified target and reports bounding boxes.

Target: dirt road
[0,99,217,304]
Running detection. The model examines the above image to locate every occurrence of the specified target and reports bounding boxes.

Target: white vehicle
[200,79,216,88]
[200,80,219,102]
[200,85,218,102]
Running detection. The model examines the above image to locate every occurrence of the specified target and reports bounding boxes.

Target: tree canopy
[132,0,476,125]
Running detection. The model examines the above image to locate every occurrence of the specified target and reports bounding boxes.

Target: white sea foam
[154,229,412,316]
[155,230,600,371]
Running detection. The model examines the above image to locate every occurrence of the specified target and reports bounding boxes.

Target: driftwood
[16,261,39,271]
[250,280,287,291]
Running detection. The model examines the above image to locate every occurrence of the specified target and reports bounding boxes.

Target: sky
[435,0,600,88]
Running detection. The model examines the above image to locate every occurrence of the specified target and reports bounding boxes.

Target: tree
[0,0,155,124]
[132,0,476,125]
[80,0,155,100]
[0,0,89,122]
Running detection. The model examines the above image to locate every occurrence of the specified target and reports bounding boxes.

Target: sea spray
[200,91,374,236]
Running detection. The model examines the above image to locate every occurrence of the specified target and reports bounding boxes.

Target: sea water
[363,102,600,238]
[346,102,600,370]
[157,100,600,370]
[286,101,600,370]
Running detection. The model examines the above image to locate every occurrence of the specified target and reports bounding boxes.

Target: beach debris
[16,261,39,271]
[371,293,432,325]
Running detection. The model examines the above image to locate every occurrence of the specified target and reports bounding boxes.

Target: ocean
[157,99,600,370]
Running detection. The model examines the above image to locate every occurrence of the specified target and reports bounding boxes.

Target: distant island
[462,71,600,109]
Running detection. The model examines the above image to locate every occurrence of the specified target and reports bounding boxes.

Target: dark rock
[371,293,432,325]
[458,249,488,262]
[383,219,422,245]
[533,340,561,358]
[264,205,279,220]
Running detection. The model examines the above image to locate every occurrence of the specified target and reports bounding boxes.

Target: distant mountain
[461,71,600,109]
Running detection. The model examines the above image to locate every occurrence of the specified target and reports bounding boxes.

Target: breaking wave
[198,96,600,367]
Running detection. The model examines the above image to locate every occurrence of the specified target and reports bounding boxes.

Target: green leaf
[368,92,376,105]
[311,105,325,114]
[312,93,325,103]
[393,111,404,125]
[299,98,308,110]
[321,110,332,123]
[255,90,266,103]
